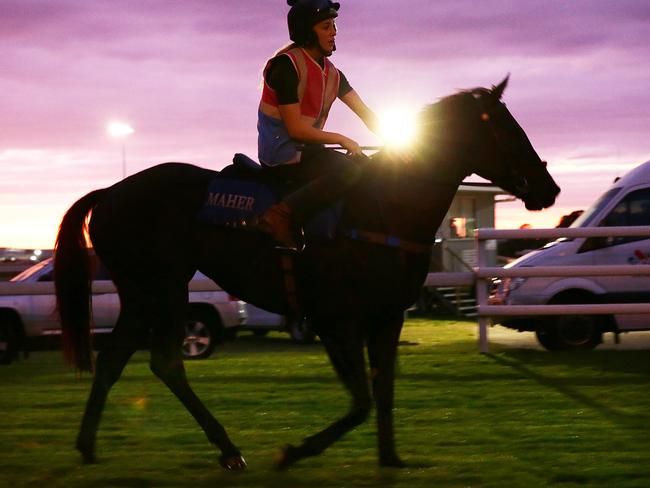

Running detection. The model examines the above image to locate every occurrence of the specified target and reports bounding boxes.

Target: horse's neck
[387,168,462,244]
[345,158,464,246]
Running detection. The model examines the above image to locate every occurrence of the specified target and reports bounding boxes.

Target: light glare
[108,122,134,138]
[378,109,418,148]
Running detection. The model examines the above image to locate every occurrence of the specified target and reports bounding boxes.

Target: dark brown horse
[54,78,559,470]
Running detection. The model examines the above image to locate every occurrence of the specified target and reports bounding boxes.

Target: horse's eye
[481,113,490,122]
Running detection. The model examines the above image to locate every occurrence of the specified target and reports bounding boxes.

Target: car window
[598,188,650,247]
[28,256,113,282]
[37,269,54,282]
[93,262,112,281]
[10,259,51,282]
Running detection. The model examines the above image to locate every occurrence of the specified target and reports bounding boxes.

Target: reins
[344,229,430,254]
[472,90,530,196]
[341,153,433,255]
[279,252,303,327]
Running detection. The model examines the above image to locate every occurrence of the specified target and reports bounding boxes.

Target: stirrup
[227,215,305,252]
[274,228,306,253]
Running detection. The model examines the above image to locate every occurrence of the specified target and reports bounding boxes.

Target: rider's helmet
[287,0,340,46]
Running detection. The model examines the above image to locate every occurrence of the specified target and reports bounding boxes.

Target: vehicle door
[90,262,120,332]
[26,267,59,336]
[581,187,650,330]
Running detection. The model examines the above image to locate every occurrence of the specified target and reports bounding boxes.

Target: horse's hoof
[219,454,247,471]
[379,454,406,468]
[76,445,97,464]
[274,444,300,470]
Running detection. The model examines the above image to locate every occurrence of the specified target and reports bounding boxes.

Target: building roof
[457,181,508,194]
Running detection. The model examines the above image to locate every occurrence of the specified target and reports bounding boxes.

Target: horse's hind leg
[276,321,371,469]
[76,305,142,463]
[367,313,405,467]
[147,281,246,470]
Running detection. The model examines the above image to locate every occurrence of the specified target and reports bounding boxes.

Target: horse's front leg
[367,313,406,467]
[276,324,371,469]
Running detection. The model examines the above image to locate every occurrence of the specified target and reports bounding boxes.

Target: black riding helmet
[287,0,340,46]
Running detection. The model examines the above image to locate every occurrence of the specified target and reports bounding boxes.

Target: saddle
[196,154,342,241]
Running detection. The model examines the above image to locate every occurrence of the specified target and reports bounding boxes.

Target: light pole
[107,122,134,179]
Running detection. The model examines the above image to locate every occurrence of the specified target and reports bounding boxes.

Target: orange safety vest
[258,47,340,166]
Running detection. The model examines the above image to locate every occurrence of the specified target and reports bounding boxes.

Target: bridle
[471,89,532,197]
[343,89,540,254]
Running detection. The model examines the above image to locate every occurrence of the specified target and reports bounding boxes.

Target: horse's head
[423,77,560,211]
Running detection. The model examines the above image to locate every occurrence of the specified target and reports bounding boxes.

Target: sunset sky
[1,0,649,249]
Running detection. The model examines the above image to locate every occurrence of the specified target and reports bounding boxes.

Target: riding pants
[264,145,364,224]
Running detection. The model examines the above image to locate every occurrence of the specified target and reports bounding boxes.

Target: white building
[433,182,509,272]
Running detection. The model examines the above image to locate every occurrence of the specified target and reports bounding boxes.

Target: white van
[490,160,650,350]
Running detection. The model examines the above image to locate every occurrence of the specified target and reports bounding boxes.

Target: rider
[255,0,381,250]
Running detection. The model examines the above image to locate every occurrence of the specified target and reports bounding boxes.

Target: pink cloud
[1,0,649,247]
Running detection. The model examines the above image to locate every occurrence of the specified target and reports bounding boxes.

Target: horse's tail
[54,188,107,373]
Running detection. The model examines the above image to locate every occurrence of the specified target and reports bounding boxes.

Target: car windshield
[10,258,52,282]
[548,187,622,244]
[570,187,622,228]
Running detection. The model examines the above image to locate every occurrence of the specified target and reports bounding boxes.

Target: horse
[54,77,559,471]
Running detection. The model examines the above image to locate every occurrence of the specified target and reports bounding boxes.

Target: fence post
[475,230,489,353]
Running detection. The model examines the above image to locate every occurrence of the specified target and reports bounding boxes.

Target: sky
[1,0,649,249]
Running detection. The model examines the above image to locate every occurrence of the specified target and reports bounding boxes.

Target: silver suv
[0,258,246,364]
[241,304,315,344]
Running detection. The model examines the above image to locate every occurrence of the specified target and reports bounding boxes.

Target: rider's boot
[255,161,364,251]
[256,202,301,251]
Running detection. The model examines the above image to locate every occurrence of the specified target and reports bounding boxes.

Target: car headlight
[507,277,527,294]
[490,276,527,302]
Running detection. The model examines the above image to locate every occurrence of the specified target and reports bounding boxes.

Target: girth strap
[344,229,431,254]
[279,253,302,321]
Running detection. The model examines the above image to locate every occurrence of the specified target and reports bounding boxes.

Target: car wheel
[536,315,602,351]
[555,314,602,350]
[0,321,18,365]
[183,310,220,360]
[288,317,315,344]
[535,322,561,351]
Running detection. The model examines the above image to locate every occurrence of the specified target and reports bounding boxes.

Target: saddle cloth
[196,154,342,240]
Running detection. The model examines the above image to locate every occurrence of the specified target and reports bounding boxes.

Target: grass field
[1,318,649,487]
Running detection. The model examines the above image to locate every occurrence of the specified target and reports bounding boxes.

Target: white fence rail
[2,226,650,353]
[474,226,650,353]
[0,280,224,296]
[423,272,473,287]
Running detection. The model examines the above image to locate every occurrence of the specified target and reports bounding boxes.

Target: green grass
[1,319,649,487]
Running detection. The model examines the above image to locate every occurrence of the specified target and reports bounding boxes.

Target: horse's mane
[419,87,490,126]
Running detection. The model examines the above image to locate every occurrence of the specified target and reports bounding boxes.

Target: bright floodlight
[108,122,134,138]
[378,108,418,148]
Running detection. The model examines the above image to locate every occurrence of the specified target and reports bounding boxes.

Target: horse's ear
[490,74,510,102]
